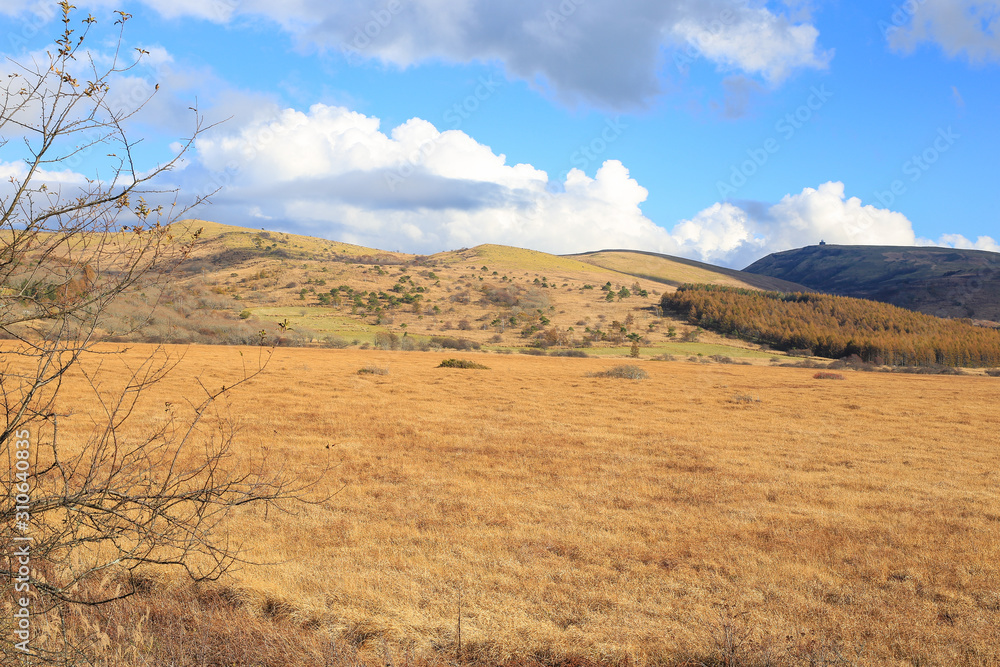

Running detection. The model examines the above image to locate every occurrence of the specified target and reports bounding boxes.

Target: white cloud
[120,0,829,108]
[182,103,683,254]
[672,182,918,267]
[671,5,832,84]
[924,233,1000,252]
[178,107,956,268]
[886,0,1000,63]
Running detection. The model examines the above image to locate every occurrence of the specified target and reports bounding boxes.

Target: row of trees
[662,285,1000,367]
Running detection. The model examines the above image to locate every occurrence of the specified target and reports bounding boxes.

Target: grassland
[30,344,1000,666]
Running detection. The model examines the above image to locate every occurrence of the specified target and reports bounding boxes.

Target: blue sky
[2,0,998,267]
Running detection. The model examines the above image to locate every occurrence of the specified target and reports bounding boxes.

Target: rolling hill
[90,220,783,359]
[568,249,812,292]
[744,244,1000,324]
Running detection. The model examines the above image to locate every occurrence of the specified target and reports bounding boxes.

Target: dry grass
[18,344,1000,665]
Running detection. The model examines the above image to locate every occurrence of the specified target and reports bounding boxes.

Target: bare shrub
[588,365,649,380]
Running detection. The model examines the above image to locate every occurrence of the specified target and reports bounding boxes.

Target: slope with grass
[744,244,1000,323]
[72,220,774,360]
[570,249,813,292]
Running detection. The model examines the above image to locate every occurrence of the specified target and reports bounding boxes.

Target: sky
[1,0,999,268]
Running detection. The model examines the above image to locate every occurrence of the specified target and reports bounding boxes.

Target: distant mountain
[744,245,1000,324]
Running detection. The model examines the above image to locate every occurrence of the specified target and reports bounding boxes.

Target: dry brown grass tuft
[19,344,1000,666]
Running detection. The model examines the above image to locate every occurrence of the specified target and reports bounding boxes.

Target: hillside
[570,249,813,293]
[78,220,779,359]
[744,244,1000,324]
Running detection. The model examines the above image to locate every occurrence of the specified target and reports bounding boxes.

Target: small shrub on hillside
[551,350,588,358]
[651,354,676,362]
[588,365,649,380]
[814,371,845,380]
[986,369,1000,377]
[437,359,489,369]
[520,348,547,356]
[357,365,389,376]
[238,309,252,320]
[709,355,735,364]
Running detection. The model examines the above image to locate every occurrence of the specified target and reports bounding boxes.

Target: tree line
[662,284,1000,367]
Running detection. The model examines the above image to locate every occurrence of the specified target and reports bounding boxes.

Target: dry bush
[588,364,649,379]
[358,365,390,376]
[986,369,1000,377]
[813,372,845,380]
[437,359,490,369]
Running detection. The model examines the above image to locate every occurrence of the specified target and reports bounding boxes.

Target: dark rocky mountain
[744,244,1000,324]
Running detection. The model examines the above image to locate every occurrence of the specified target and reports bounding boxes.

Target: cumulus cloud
[178,103,683,254]
[169,106,957,268]
[673,182,918,267]
[109,0,829,108]
[886,0,1000,63]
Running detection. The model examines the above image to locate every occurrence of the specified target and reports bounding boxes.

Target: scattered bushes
[588,365,649,380]
[430,336,481,351]
[321,335,351,349]
[437,359,489,370]
[814,371,845,380]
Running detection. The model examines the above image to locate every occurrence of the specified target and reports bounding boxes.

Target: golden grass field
[40,343,1000,666]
